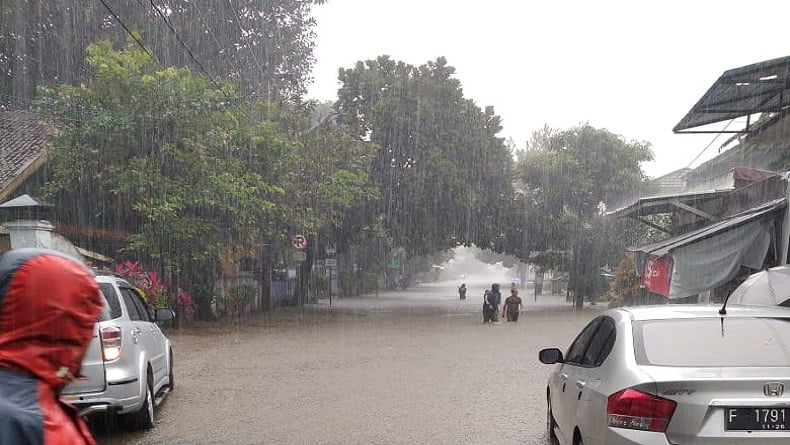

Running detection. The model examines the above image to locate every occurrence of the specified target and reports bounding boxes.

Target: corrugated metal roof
[674,55,790,133]
[607,189,731,218]
[627,198,786,256]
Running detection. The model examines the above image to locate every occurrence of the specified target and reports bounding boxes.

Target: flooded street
[6,4,787,445]
[93,280,604,445]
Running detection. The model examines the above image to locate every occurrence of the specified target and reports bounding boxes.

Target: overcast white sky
[307,0,790,178]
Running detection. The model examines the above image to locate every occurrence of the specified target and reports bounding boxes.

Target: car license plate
[63,394,79,402]
[725,407,790,431]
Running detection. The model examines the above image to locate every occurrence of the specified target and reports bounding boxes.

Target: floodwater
[92,280,604,445]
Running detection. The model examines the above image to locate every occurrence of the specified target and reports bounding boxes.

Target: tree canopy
[334,55,515,258]
[514,124,654,307]
[3,1,666,315]
[35,40,376,316]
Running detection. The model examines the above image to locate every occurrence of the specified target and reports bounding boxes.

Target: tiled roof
[0,111,57,201]
[650,167,692,194]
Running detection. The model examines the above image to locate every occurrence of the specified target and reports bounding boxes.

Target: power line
[19,1,256,124]
[188,5,251,96]
[684,118,735,169]
[143,0,259,116]
[148,0,224,92]
[105,0,249,113]
[98,0,155,60]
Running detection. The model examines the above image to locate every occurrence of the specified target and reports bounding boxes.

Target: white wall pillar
[5,219,54,249]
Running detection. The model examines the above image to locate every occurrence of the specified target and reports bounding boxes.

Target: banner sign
[641,255,672,297]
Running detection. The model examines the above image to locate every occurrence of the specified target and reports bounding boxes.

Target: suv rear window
[634,317,790,367]
[98,282,123,320]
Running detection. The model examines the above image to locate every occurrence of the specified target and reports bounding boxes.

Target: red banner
[641,255,672,297]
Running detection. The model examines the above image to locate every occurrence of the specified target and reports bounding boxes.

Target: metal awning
[608,189,731,218]
[608,189,732,234]
[627,198,786,256]
[674,55,790,133]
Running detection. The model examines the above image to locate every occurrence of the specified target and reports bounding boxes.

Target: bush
[217,284,256,318]
[363,271,379,293]
[608,258,640,307]
[114,260,199,323]
[310,272,330,298]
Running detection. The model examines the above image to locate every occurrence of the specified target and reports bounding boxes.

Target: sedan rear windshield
[634,317,790,367]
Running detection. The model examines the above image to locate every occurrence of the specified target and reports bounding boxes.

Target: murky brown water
[92,281,603,445]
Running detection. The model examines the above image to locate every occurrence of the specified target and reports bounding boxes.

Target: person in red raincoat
[0,248,103,445]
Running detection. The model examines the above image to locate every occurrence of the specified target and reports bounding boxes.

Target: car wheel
[547,391,558,444]
[132,372,155,430]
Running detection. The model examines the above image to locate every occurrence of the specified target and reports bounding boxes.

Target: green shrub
[218,284,257,318]
[310,272,330,297]
[609,258,640,307]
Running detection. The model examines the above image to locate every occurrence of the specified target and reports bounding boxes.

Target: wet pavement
[92,280,605,445]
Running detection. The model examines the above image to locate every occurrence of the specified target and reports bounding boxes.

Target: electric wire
[148,0,224,92]
[684,118,735,169]
[98,0,155,60]
[143,0,268,119]
[12,1,278,127]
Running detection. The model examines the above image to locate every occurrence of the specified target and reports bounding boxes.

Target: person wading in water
[482,283,501,323]
[503,288,523,322]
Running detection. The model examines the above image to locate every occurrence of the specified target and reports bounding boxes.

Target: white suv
[62,273,175,430]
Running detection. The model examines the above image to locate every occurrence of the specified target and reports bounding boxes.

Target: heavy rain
[3,1,790,445]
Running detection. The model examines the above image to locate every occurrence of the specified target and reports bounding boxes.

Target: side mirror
[155,308,176,322]
[539,348,564,364]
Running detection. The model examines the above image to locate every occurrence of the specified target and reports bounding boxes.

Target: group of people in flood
[459,282,523,323]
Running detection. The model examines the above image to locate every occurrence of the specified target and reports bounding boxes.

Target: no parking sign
[292,234,308,250]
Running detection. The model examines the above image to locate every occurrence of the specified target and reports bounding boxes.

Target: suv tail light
[607,388,676,432]
[101,326,122,362]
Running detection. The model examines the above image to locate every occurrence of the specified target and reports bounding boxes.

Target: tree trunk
[259,244,273,311]
[186,258,218,321]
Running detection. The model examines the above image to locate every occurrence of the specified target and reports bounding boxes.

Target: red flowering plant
[172,288,197,320]
[114,261,147,292]
[113,261,197,319]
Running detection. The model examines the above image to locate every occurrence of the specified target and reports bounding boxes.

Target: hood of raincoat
[0,248,102,389]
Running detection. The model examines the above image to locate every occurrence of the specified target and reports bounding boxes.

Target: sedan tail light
[101,326,122,362]
[607,388,676,432]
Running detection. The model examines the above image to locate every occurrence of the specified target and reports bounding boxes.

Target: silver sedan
[539,304,790,445]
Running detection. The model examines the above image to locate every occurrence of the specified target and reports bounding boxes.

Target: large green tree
[515,124,654,309]
[36,40,289,319]
[36,40,379,314]
[274,103,379,303]
[334,55,515,265]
